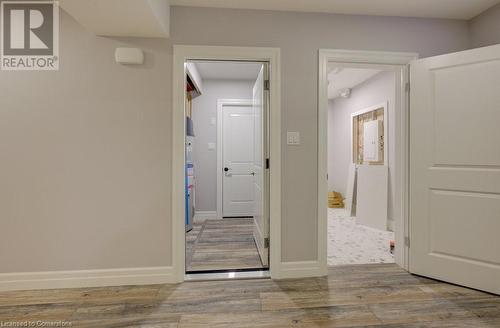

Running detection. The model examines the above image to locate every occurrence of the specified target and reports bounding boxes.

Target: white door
[252,65,269,267]
[410,44,500,295]
[222,105,255,217]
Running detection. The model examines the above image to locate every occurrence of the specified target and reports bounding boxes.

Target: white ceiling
[171,0,500,19]
[328,67,382,99]
[60,0,170,38]
[194,62,263,80]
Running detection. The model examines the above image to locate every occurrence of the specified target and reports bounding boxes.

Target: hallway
[186,218,264,272]
[2,264,498,327]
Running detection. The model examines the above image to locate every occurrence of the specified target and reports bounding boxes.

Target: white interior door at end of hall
[410,44,500,295]
[222,105,255,217]
[252,64,269,267]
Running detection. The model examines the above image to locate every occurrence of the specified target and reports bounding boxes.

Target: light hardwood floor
[1,264,499,327]
[186,218,264,272]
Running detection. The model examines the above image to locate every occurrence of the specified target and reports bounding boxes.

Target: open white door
[222,105,255,217]
[410,44,500,295]
[252,65,269,267]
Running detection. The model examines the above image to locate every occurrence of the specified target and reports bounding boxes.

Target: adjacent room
[184,61,270,273]
[327,66,397,266]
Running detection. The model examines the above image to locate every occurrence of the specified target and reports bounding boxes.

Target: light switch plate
[208,142,216,151]
[287,132,300,145]
[210,117,216,125]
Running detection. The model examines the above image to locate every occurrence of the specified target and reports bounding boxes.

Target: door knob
[224,167,229,172]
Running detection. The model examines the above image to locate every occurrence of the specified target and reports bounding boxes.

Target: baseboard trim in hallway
[278,260,326,279]
[0,266,174,292]
[193,211,217,222]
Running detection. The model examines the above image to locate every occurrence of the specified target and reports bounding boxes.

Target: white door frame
[173,45,281,282]
[318,49,418,273]
[216,98,254,220]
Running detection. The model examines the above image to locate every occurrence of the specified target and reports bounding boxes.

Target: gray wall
[170,7,470,262]
[470,3,500,48]
[192,79,254,212]
[0,6,471,274]
[328,71,396,228]
[0,12,172,272]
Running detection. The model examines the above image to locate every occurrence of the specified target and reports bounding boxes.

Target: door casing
[317,49,418,274]
[172,46,281,282]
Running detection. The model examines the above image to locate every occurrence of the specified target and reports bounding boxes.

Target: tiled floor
[185,217,264,272]
[328,208,395,266]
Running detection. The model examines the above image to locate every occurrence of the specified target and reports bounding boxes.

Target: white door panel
[230,163,253,174]
[356,165,388,231]
[252,65,269,267]
[229,114,254,163]
[429,190,500,265]
[223,106,255,217]
[227,175,254,200]
[410,44,500,295]
[432,60,500,166]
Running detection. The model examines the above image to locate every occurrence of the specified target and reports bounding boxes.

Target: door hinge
[405,236,410,248]
[264,80,270,91]
[264,237,270,248]
[405,82,410,93]
[266,158,270,169]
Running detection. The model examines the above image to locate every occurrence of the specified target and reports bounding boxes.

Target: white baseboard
[193,210,217,222]
[275,261,326,279]
[387,217,395,232]
[0,266,174,292]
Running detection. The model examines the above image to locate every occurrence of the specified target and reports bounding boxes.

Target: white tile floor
[328,208,395,266]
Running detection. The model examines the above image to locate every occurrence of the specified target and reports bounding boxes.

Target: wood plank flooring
[1,264,499,327]
[186,218,264,272]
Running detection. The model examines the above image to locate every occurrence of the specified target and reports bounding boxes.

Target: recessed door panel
[429,190,500,265]
[432,60,500,166]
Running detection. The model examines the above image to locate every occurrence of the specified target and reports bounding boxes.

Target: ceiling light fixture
[339,88,351,98]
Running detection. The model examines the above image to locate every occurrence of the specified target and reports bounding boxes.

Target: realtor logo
[1,1,59,70]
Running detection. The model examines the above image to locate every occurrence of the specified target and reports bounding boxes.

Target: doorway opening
[184,60,270,274]
[318,50,417,273]
[326,65,397,266]
[320,46,500,295]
